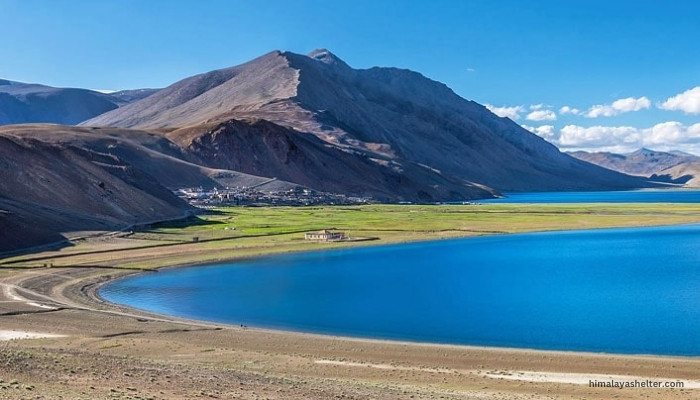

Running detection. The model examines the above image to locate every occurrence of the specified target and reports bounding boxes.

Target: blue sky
[1,0,699,153]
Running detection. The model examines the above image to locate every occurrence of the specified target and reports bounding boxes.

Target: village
[175,186,372,207]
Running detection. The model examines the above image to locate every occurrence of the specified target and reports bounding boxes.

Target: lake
[478,189,700,203]
[101,222,700,356]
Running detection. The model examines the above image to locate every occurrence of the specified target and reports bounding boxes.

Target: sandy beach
[0,266,699,399]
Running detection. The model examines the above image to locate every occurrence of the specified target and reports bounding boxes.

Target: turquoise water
[478,189,700,203]
[101,223,700,356]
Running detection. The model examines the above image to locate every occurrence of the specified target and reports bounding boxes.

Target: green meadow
[3,203,700,270]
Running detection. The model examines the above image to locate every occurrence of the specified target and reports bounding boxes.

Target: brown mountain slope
[1,124,296,190]
[0,134,187,252]
[84,49,654,194]
[0,124,299,253]
[81,51,297,129]
[654,162,700,187]
[168,119,495,201]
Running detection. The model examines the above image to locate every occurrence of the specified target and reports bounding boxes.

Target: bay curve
[100,224,700,356]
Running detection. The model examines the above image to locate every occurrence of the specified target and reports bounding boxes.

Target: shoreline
[98,270,700,360]
[5,207,700,398]
[92,265,688,360]
[95,221,700,360]
[4,266,700,399]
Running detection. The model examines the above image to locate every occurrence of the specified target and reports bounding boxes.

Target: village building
[304,230,346,241]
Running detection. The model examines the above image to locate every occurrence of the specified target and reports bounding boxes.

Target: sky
[1,0,699,154]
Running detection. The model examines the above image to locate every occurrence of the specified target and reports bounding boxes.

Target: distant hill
[655,162,700,187]
[0,79,159,125]
[83,49,652,195]
[568,148,700,186]
[108,88,160,106]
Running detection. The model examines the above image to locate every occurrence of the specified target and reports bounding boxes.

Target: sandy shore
[1,266,700,399]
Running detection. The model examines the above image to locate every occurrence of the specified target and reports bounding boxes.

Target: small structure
[305,230,346,241]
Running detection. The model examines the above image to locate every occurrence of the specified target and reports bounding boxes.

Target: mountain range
[83,49,649,193]
[568,148,700,186]
[0,49,659,252]
[0,79,159,126]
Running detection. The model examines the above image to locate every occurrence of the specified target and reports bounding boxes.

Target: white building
[304,230,346,241]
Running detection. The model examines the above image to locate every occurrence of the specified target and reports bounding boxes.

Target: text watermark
[589,379,684,389]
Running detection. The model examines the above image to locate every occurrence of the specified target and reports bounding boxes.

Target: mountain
[0,129,185,252]
[0,79,160,126]
[1,50,663,252]
[167,118,493,201]
[655,162,700,187]
[83,49,652,194]
[108,88,160,106]
[0,79,119,125]
[0,124,297,253]
[669,150,698,157]
[568,148,700,185]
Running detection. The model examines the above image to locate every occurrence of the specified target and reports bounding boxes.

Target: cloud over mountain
[486,104,557,121]
[485,104,525,120]
[525,122,700,154]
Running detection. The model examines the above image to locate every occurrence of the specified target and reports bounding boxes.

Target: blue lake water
[478,189,700,203]
[101,223,700,356]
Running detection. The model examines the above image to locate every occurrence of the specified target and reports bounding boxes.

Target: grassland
[3,202,700,270]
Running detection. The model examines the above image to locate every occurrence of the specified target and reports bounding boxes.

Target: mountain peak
[630,147,658,156]
[307,49,348,67]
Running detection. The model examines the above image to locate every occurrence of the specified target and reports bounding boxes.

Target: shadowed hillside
[0,133,185,252]
[168,119,495,201]
[0,124,298,253]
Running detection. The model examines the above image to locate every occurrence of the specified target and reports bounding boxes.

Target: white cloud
[543,122,700,154]
[522,124,556,140]
[646,121,684,144]
[559,125,641,148]
[585,96,651,118]
[526,109,557,121]
[659,86,700,114]
[646,121,700,145]
[585,105,617,118]
[485,104,525,120]
[529,104,544,110]
[559,106,581,115]
[612,96,651,112]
